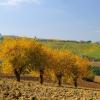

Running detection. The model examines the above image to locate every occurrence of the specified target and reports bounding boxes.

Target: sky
[0,0,100,41]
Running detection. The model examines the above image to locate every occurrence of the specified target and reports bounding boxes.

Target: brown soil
[0,74,100,89]
[0,79,100,100]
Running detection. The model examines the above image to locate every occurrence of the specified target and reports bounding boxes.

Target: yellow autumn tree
[0,37,91,86]
[70,56,90,87]
[49,50,90,87]
[75,56,90,77]
[27,44,53,84]
[51,50,76,86]
[0,37,41,82]
[0,37,55,83]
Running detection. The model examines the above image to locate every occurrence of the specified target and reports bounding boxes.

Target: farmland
[0,78,100,100]
[40,39,100,61]
[0,36,100,100]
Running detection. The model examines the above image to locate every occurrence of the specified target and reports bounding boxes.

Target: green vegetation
[92,66,100,75]
[40,39,100,60]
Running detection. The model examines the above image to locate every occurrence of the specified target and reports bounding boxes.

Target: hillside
[40,39,100,61]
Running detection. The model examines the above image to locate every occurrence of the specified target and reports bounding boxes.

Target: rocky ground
[0,78,100,100]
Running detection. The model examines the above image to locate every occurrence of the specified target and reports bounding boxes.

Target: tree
[0,38,37,82]
[71,56,90,87]
[52,50,76,86]
[70,64,79,87]
[27,43,51,84]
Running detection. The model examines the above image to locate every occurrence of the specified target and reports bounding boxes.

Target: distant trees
[0,33,3,43]
[0,37,90,87]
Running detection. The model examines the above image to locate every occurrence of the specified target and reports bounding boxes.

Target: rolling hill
[40,39,100,61]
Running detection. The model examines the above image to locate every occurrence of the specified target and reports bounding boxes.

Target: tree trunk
[56,73,62,86]
[58,77,62,86]
[14,69,20,82]
[40,74,43,84]
[40,70,44,85]
[74,78,77,87]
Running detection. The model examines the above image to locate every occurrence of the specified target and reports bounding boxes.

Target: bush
[92,66,100,75]
[83,72,95,82]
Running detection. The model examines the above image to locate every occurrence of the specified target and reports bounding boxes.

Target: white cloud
[0,0,40,6]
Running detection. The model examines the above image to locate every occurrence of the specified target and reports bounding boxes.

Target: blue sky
[0,0,100,41]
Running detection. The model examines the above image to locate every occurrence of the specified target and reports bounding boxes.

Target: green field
[92,66,100,75]
[40,39,100,60]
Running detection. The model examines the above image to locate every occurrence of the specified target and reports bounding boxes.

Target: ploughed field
[0,78,100,100]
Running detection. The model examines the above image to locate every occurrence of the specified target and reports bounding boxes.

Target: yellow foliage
[0,37,91,82]
[2,60,13,74]
[0,37,41,74]
[75,56,90,77]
